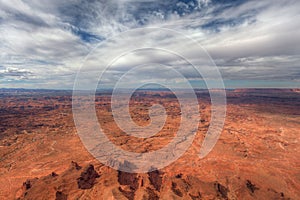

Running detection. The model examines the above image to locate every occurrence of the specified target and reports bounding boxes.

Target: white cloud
[0,0,299,89]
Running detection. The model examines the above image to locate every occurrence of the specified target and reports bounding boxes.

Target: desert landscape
[1,0,300,199]
[0,88,299,200]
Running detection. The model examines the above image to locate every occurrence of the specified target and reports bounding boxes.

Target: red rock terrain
[0,88,299,199]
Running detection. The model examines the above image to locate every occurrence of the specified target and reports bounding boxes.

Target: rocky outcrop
[148,169,163,191]
[246,180,259,194]
[77,164,100,189]
[17,162,100,199]
[215,182,229,199]
[55,191,67,200]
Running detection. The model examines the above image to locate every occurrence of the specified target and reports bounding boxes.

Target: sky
[0,0,299,89]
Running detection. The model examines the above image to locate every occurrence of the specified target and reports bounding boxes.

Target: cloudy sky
[0,0,299,89]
